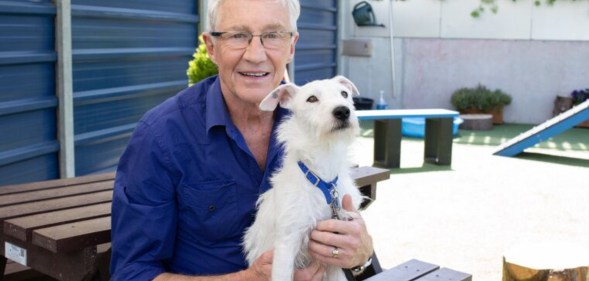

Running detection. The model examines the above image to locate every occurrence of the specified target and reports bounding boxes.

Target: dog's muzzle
[332,106,352,131]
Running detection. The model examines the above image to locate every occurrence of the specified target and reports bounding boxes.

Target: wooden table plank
[0,190,113,223]
[350,166,390,187]
[350,166,390,210]
[32,217,111,253]
[418,267,472,281]
[0,180,113,207]
[4,202,112,241]
[365,259,440,281]
[0,172,115,195]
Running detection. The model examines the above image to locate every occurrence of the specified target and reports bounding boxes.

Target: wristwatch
[351,257,373,274]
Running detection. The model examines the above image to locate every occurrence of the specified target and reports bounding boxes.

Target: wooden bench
[356,109,460,168]
[0,166,390,281]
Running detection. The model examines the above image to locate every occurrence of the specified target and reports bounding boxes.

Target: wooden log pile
[503,241,589,281]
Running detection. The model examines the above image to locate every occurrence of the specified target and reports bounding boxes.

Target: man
[110,0,374,280]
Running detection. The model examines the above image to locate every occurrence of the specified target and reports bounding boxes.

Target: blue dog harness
[297,161,341,219]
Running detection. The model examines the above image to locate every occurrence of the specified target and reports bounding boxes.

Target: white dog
[243,76,365,281]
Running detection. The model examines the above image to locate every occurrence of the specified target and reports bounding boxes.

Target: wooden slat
[350,166,390,187]
[0,190,113,222]
[32,216,111,253]
[0,172,115,195]
[420,268,472,281]
[365,259,440,281]
[0,180,113,207]
[4,203,112,241]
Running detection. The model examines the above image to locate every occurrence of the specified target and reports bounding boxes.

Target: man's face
[204,0,298,109]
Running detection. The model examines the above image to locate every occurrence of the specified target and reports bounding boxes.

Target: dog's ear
[259,83,299,111]
[333,75,360,96]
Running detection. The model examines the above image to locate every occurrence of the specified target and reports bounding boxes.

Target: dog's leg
[243,191,278,266]
[272,232,303,280]
[272,209,316,281]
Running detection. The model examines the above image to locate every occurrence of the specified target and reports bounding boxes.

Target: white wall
[339,0,589,124]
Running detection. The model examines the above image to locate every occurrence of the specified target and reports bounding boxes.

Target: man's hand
[243,251,273,280]
[307,194,374,269]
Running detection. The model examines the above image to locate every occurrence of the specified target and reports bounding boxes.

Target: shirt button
[208,205,216,212]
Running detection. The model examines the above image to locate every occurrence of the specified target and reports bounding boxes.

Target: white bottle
[376,90,388,110]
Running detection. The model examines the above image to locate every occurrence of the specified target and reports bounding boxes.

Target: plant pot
[489,106,504,124]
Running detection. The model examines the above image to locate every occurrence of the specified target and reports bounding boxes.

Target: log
[459,114,493,130]
[502,241,589,281]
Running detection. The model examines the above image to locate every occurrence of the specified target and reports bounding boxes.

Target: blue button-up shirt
[110,76,288,280]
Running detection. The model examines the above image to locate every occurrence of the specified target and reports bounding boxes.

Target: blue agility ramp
[494,99,589,157]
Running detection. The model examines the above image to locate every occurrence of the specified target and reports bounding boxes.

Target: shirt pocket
[178,179,239,241]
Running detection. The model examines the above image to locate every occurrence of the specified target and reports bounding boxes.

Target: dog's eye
[341,91,348,98]
[306,96,318,103]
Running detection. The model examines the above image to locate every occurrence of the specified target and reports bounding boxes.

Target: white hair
[206,0,300,31]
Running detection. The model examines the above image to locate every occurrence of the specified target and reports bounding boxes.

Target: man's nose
[243,36,267,63]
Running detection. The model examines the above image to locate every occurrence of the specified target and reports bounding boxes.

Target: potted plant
[571,88,589,128]
[571,89,589,106]
[450,84,512,124]
[187,34,218,86]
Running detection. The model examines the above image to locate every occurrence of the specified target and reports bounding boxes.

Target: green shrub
[187,34,218,86]
[451,84,511,112]
[450,88,476,111]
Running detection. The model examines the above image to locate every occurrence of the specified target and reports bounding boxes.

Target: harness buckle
[305,170,321,186]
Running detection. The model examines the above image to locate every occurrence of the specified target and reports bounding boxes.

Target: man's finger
[342,194,357,212]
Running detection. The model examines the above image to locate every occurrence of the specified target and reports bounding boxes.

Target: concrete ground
[352,126,589,281]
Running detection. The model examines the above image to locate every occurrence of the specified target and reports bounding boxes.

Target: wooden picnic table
[0,166,390,281]
[356,109,459,168]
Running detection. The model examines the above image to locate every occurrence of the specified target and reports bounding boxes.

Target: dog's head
[259,75,360,141]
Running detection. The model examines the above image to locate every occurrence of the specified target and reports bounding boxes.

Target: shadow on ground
[517,152,589,168]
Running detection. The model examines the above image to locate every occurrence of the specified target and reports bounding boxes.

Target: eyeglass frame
[210,31,295,50]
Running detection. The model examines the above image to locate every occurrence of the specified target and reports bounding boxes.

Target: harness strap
[297,161,338,205]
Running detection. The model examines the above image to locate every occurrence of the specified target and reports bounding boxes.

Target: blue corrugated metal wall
[0,0,59,185]
[0,0,198,185]
[295,0,338,84]
[70,1,199,175]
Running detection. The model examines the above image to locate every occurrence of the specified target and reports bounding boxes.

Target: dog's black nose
[333,106,350,121]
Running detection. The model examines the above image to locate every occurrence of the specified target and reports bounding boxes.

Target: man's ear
[202,32,217,64]
[287,32,300,64]
[259,83,299,111]
[333,75,360,96]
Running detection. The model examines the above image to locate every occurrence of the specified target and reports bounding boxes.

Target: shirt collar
[205,76,228,132]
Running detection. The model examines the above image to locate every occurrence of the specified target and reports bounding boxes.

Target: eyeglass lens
[224,32,291,49]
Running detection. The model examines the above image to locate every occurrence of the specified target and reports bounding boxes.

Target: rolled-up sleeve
[110,121,177,281]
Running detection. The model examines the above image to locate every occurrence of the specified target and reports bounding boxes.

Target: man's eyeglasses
[210,31,294,50]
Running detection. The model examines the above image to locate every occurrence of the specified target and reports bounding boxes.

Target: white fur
[244,76,364,281]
